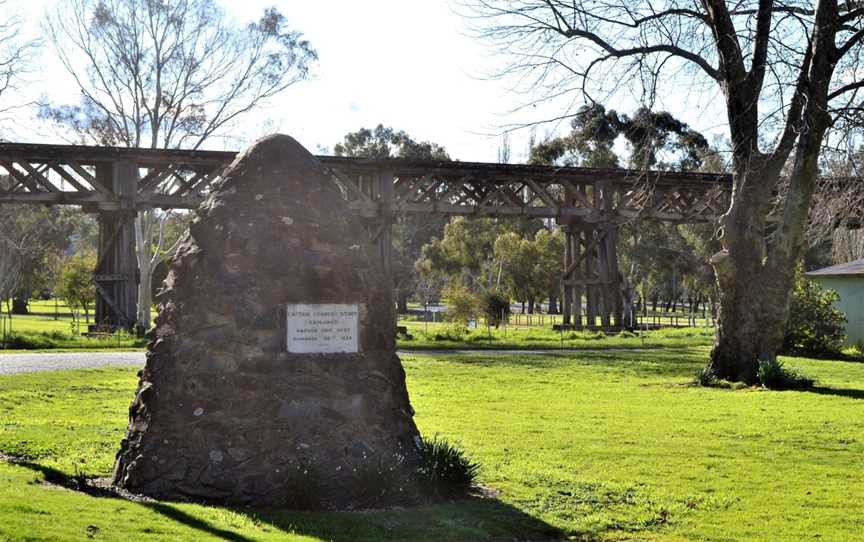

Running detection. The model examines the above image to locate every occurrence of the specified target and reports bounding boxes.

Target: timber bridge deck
[0,141,736,331]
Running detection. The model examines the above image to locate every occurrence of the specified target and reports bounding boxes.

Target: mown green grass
[1,299,81,335]
[0,300,149,351]
[397,320,715,351]
[0,308,711,352]
[2,348,864,540]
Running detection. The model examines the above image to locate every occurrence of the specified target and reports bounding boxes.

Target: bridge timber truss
[0,142,734,331]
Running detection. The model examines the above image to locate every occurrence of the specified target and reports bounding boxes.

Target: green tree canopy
[56,251,97,323]
[529,104,714,170]
[335,125,451,311]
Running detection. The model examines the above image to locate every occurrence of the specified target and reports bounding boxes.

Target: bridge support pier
[93,161,139,331]
[559,179,624,332]
[354,168,396,312]
[561,224,623,331]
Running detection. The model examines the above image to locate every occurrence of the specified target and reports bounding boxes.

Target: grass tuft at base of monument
[1,348,864,541]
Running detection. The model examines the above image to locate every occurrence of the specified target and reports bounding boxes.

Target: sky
[4,0,729,163]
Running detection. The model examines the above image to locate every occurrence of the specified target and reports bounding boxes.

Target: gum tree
[42,0,316,331]
[334,125,450,312]
[0,0,37,127]
[467,0,864,382]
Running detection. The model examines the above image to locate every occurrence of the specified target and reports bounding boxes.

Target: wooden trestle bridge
[0,142,733,331]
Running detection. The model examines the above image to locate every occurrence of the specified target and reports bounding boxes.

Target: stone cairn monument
[113,135,421,507]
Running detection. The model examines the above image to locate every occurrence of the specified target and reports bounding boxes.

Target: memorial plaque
[286,303,360,353]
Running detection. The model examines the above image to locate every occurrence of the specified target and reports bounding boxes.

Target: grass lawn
[2,347,864,540]
[397,321,717,351]
[1,299,82,335]
[1,311,714,353]
[0,300,149,351]
[2,300,716,353]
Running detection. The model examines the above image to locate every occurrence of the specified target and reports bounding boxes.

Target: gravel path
[0,351,145,375]
[0,347,651,375]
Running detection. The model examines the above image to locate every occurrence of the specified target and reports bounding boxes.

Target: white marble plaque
[286,303,360,353]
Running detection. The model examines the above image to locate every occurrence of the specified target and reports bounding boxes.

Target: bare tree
[0,0,31,311]
[0,228,23,318]
[0,0,37,126]
[467,0,864,382]
[42,0,317,331]
[0,204,47,323]
[808,150,864,262]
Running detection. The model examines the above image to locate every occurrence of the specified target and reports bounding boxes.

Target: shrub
[0,330,146,350]
[585,331,606,340]
[415,436,480,498]
[2,332,57,349]
[757,358,815,390]
[432,323,469,342]
[783,273,846,356]
[350,457,412,508]
[283,463,326,510]
[694,366,717,387]
[480,290,510,327]
[442,285,480,327]
[467,333,497,343]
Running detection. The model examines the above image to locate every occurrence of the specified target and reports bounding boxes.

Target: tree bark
[135,214,161,335]
[708,0,835,382]
[705,0,839,383]
[708,156,784,382]
[708,139,824,381]
[397,292,409,314]
[11,297,28,315]
[548,292,558,314]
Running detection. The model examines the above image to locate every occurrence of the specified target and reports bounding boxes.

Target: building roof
[806,258,864,277]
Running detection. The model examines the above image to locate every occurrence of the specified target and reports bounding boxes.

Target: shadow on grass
[422,347,707,379]
[7,459,565,542]
[803,386,864,400]
[4,459,254,542]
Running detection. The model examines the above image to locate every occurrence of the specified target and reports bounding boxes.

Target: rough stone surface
[112,134,420,507]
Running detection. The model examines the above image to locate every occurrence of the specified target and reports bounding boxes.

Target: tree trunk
[709,257,791,382]
[397,292,409,314]
[707,0,836,383]
[135,213,163,334]
[11,297,28,315]
[707,154,809,381]
[548,292,558,314]
[708,154,783,382]
[136,240,154,334]
[527,299,535,314]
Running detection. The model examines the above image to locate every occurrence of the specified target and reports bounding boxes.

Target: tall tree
[0,187,89,315]
[809,149,864,264]
[334,125,450,312]
[418,217,504,291]
[41,0,316,331]
[532,227,565,313]
[0,0,37,126]
[493,231,540,311]
[56,251,98,324]
[529,104,710,170]
[530,104,720,319]
[468,0,862,382]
